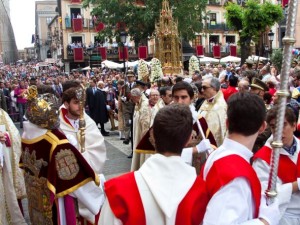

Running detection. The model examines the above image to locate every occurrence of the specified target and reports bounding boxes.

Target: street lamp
[268,30,274,56]
[264,45,269,58]
[120,31,128,74]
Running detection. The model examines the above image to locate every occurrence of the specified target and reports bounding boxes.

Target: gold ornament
[26,85,60,130]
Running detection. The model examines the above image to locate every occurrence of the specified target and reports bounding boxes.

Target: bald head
[238,79,250,93]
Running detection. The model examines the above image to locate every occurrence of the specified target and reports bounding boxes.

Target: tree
[83,0,207,46]
[271,48,283,74]
[225,0,283,64]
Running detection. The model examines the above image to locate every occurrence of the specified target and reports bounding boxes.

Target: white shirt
[203,138,264,225]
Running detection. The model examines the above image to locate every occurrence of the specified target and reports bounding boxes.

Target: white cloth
[252,135,300,223]
[100,154,197,225]
[202,138,263,225]
[59,105,107,174]
[0,143,27,224]
[131,95,151,171]
[22,122,105,224]
[0,143,3,167]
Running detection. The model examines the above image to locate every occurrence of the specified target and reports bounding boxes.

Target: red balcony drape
[196,45,204,56]
[74,48,84,62]
[138,46,147,59]
[72,18,83,32]
[230,45,237,57]
[71,0,81,3]
[95,22,105,32]
[98,47,107,60]
[119,47,128,61]
[213,45,221,58]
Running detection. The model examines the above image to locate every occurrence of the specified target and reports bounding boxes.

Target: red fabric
[136,117,217,153]
[230,45,237,57]
[4,132,11,147]
[106,172,209,225]
[71,0,81,2]
[282,0,288,6]
[116,22,126,30]
[73,48,84,62]
[64,195,77,225]
[253,146,300,183]
[95,22,105,32]
[119,47,128,61]
[98,47,107,60]
[205,154,261,218]
[175,176,209,225]
[196,45,204,56]
[72,18,83,32]
[138,46,147,59]
[197,116,217,147]
[105,172,146,225]
[135,128,155,152]
[213,45,221,58]
[222,86,238,102]
[268,88,276,96]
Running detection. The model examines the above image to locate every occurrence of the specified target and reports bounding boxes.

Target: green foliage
[225,0,283,63]
[271,48,283,72]
[83,0,207,44]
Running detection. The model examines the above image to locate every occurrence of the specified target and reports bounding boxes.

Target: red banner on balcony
[230,45,237,57]
[119,47,128,61]
[71,0,81,3]
[138,46,147,59]
[98,47,107,60]
[282,0,288,6]
[74,48,84,62]
[116,22,126,30]
[95,22,105,32]
[213,45,221,58]
[196,45,204,56]
[72,18,83,32]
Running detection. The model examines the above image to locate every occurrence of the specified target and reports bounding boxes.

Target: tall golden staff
[75,85,86,153]
[266,1,298,204]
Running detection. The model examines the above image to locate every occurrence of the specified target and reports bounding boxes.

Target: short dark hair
[227,92,266,136]
[62,80,81,92]
[266,106,296,126]
[172,81,194,99]
[174,76,184,83]
[159,86,171,96]
[62,87,78,103]
[153,104,193,154]
[229,75,238,87]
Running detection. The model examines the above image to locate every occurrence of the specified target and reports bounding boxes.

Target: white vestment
[131,95,151,171]
[253,135,300,225]
[100,154,197,225]
[59,105,107,174]
[198,91,227,147]
[202,138,264,225]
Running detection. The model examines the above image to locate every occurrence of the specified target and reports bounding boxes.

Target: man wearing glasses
[198,77,227,147]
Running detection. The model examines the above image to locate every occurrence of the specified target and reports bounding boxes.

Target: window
[70,8,81,19]
[192,35,201,47]
[46,17,52,24]
[209,13,217,25]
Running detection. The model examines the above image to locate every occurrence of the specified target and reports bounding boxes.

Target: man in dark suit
[94,81,109,136]
[86,78,97,121]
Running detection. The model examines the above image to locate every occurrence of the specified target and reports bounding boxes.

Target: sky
[10,0,36,50]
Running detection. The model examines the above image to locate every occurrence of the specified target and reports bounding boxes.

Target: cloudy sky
[10,0,36,50]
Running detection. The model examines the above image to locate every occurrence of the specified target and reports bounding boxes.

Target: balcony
[207,23,234,31]
[65,18,96,30]
[207,0,221,5]
[66,46,143,60]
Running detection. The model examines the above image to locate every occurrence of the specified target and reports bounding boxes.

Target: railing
[65,18,95,29]
[66,46,137,57]
[207,23,234,31]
